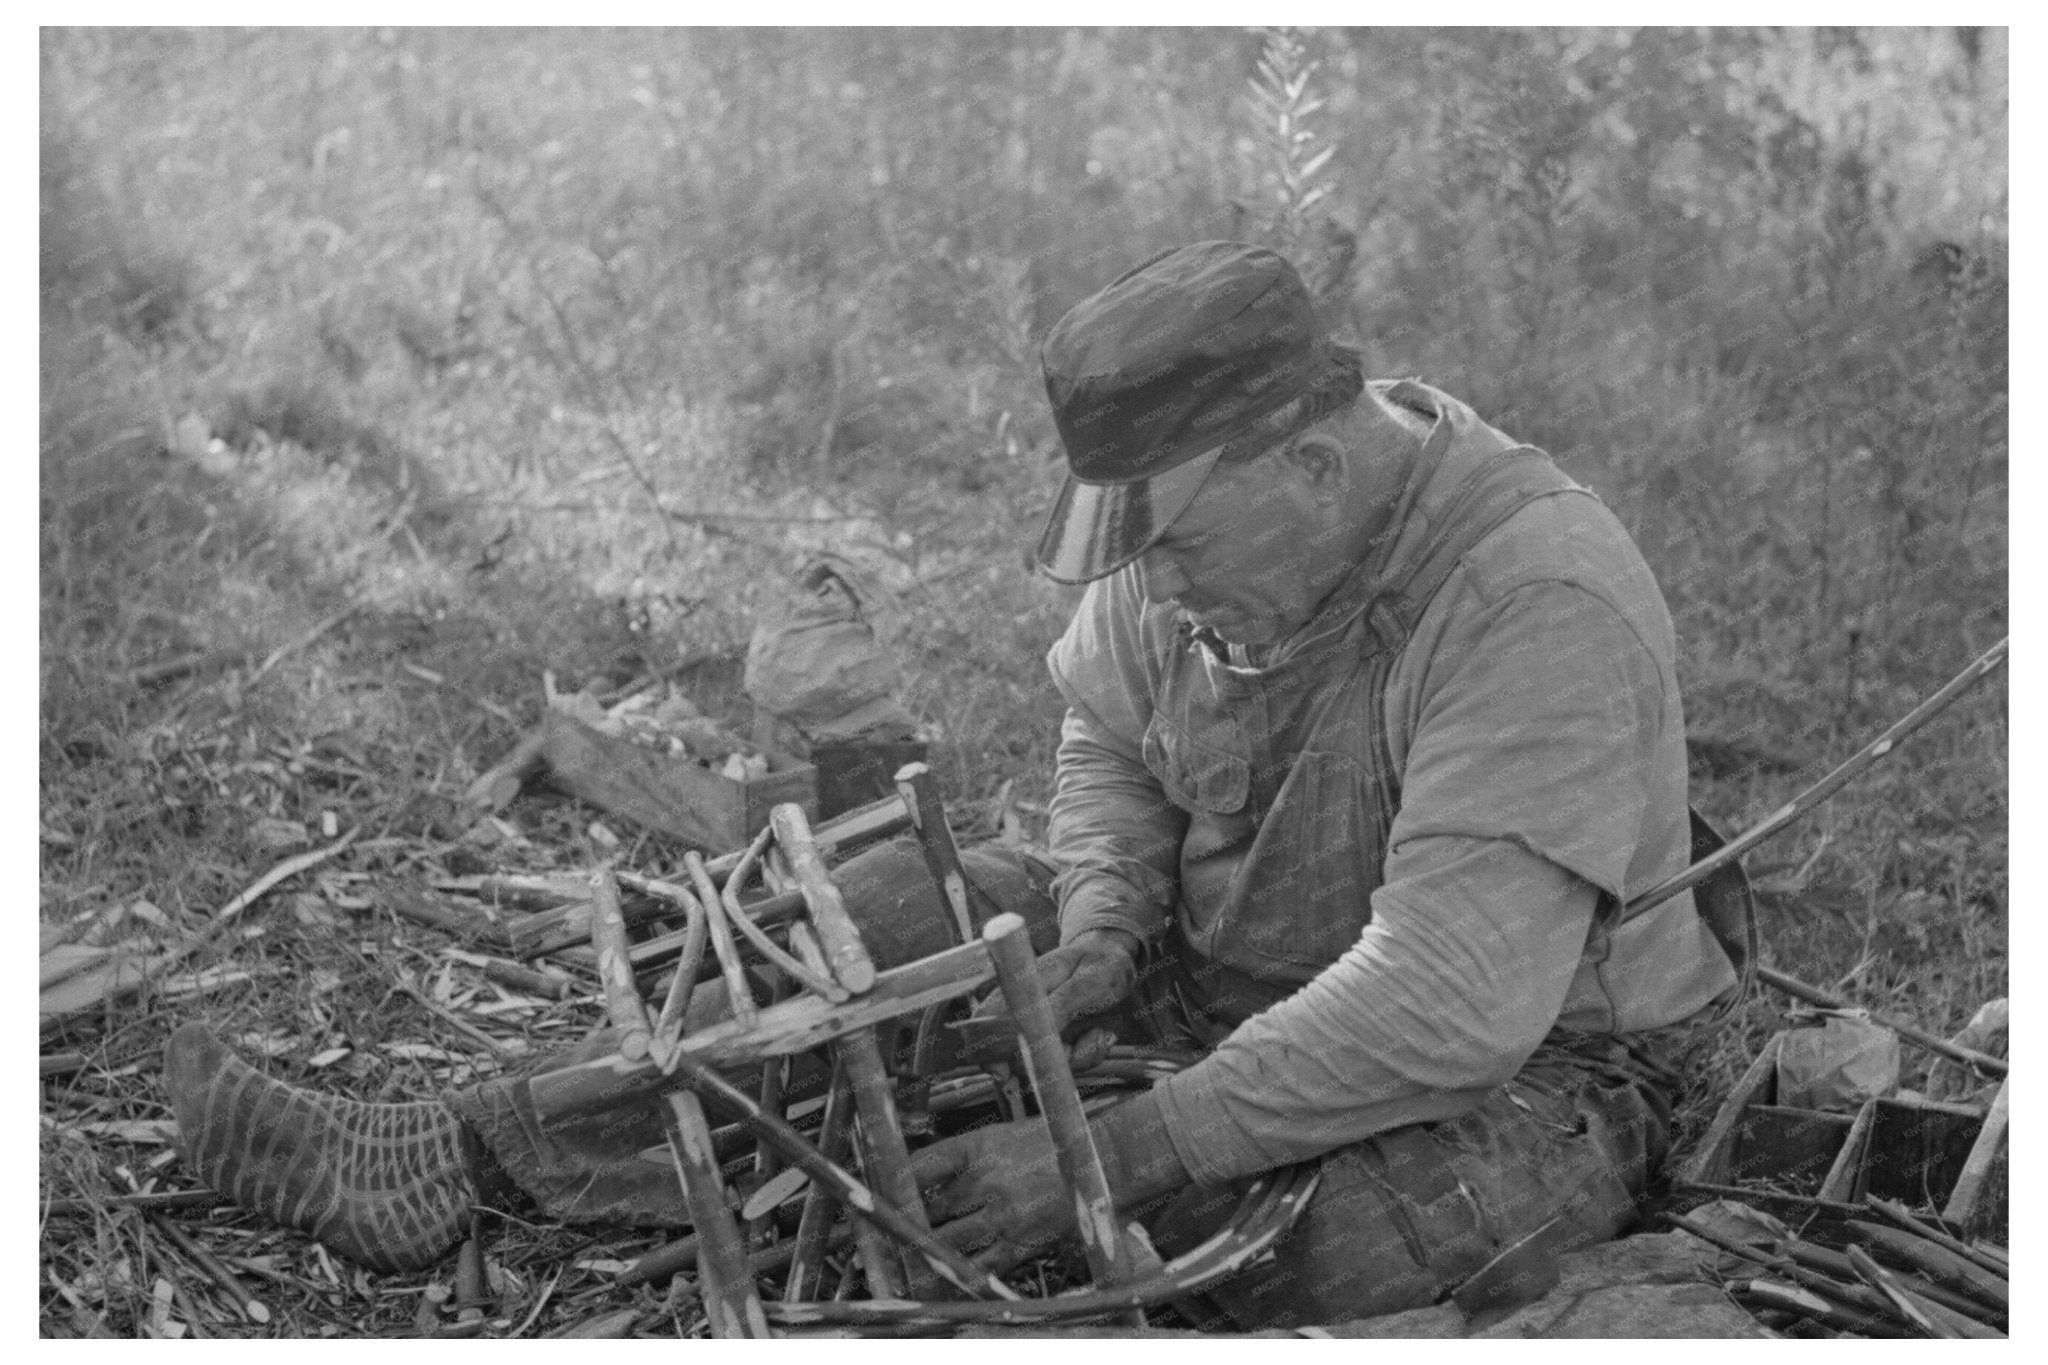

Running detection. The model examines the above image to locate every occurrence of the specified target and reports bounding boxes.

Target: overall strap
[1368,447,1593,655]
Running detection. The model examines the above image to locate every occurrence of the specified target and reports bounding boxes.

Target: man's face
[1134,424,1357,648]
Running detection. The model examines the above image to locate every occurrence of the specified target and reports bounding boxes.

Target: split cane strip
[763,1163,1319,1328]
[894,763,983,945]
[982,913,1142,1326]
[718,836,849,1003]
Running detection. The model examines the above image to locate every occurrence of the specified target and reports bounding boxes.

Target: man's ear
[1282,431,1347,493]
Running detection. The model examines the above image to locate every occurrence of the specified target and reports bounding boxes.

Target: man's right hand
[951,927,1141,1069]
[1026,927,1143,1032]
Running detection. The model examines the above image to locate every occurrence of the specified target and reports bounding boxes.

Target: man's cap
[1034,240,1363,584]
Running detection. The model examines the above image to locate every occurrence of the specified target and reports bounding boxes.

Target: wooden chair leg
[894,762,986,945]
[588,868,768,1337]
[783,1056,855,1303]
[838,1026,939,1298]
[662,1091,771,1337]
[983,912,1144,1325]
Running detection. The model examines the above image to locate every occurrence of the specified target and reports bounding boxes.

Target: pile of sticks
[1671,1197,2009,1339]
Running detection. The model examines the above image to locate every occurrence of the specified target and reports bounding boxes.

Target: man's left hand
[909,1118,1072,1272]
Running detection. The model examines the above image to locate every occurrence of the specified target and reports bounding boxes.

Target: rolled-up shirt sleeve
[1153,837,1597,1183]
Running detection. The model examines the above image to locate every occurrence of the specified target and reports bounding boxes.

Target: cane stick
[649,872,710,1069]
[705,792,912,880]
[1666,1213,1906,1327]
[720,838,849,1003]
[662,1042,1021,1301]
[772,804,877,994]
[698,836,763,1030]
[628,872,808,933]
[662,1089,771,1337]
[762,853,834,983]
[1846,1221,2007,1314]
[590,873,766,1335]
[838,1026,936,1297]
[588,872,652,1063]
[783,1055,856,1303]
[1754,967,2006,1077]
[982,913,1141,1323]
[1731,1279,1910,1338]
[895,762,983,945]
[1866,1196,2008,1279]
[749,1027,792,1249]
[1943,1076,2009,1224]
[846,1128,908,1300]
[1628,637,2007,918]
[1785,1236,2004,1330]
[149,1215,270,1324]
[1846,1244,1957,1338]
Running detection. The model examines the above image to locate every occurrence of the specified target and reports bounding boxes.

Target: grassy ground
[40,28,2005,1337]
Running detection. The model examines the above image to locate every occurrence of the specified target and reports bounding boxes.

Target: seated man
[167,240,1743,1327]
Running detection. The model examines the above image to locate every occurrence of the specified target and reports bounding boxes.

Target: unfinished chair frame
[540,771,1315,1336]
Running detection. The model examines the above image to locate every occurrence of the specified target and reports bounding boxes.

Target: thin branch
[431,497,866,526]
[215,828,360,923]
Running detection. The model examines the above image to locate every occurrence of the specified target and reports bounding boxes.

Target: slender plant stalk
[1627,636,2007,917]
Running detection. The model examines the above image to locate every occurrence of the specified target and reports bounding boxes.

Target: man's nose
[1140,550,1191,600]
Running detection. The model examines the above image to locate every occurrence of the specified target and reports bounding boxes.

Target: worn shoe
[165,1022,481,1272]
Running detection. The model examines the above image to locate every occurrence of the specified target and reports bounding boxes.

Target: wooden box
[1676,1029,2006,1240]
[529,710,817,851]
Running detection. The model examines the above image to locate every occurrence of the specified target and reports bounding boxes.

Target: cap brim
[1034,446,1222,585]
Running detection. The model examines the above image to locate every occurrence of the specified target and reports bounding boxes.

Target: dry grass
[40,27,2004,1337]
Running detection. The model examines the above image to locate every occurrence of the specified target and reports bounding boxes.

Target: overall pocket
[1213,748,1383,976]
[1142,710,1250,816]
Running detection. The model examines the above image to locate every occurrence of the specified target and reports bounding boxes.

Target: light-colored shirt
[1045,380,1739,1184]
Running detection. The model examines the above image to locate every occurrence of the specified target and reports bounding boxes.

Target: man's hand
[974,926,1139,1034]
[910,1118,1071,1272]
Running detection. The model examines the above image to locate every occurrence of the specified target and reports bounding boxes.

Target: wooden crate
[532,710,817,851]
[1675,1029,2006,1240]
